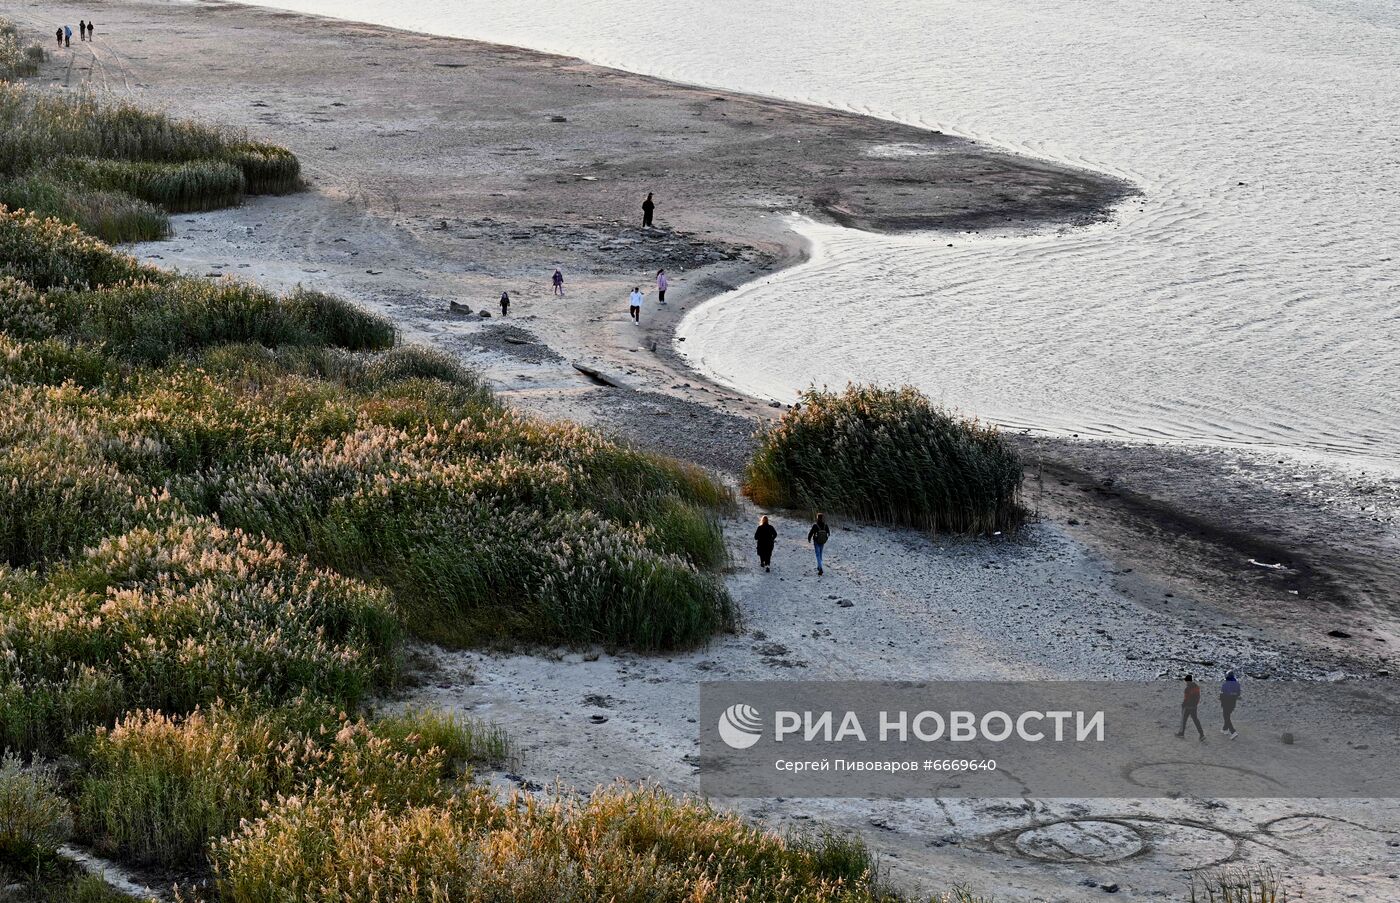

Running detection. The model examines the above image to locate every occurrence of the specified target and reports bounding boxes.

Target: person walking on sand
[656,269,668,305]
[1175,674,1206,743]
[552,269,564,296]
[87,21,95,40]
[754,515,777,572]
[78,21,86,41]
[628,286,643,323]
[807,513,830,576]
[499,291,510,316]
[56,27,63,47]
[64,24,71,47]
[642,192,656,228]
[1219,671,1242,739]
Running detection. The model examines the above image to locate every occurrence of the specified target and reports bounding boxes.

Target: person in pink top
[656,269,668,305]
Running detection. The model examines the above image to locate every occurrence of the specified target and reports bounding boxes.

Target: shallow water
[239,0,1400,464]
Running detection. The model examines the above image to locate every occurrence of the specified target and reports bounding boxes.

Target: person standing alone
[1219,671,1241,739]
[641,192,655,228]
[1175,674,1206,743]
[628,286,643,323]
[754,515,777,572]
[807,513,830,576]
[499,291,510,316]
[656,269,668,305]
[552,269,564,296]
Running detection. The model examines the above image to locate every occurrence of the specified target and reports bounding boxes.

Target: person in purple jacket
[1219,671,1242,739]
[656,269,668,305]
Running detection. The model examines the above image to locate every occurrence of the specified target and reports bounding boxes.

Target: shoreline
[11,1,1399,898]
[22,0,1394,729]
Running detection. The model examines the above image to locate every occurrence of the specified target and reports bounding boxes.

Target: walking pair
[754,513,830,576]
[1176,672,1242,742]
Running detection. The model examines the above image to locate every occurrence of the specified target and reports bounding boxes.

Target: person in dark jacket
[1219,671,1241,739]
[1175,674,1205,742]
[754,515,777,572]
[552,269,564,296]
[806,513,830,576]
[642,192,655,228]
[56,27,63,47]
[499,291,510,316]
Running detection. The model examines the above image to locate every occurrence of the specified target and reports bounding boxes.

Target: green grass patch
[0,175,171,242]
[49,157,247,213]
[746,385,1025,535]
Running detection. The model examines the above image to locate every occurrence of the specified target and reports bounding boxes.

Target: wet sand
[10,1,1399,899]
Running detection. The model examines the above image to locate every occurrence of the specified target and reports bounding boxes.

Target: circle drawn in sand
[1125,761,1284,796]
[1014,820,1143,863]
[993,817,1239,870]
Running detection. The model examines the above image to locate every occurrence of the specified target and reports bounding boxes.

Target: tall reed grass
[0,81,300,241]
[0,752,71,869]
[50,157,247,213]
[0,27,44,79]
[209,782,899,903]
[746,385,1025,535]
[0,176,171,243]
[76,703,507,867]
[1,520,400,755]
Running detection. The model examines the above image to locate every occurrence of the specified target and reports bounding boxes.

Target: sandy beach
[9,1,1399,899]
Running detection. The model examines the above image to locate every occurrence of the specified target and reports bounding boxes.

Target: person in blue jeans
[1219,671,1242,738]
[807,513,830,576]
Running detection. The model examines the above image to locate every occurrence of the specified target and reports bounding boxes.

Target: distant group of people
[494,193,672,324]
[56,20,95,47]
[1177,672,1243,742]
[753,513,831,576]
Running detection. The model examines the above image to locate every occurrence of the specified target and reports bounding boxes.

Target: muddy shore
[10,0,1400,898]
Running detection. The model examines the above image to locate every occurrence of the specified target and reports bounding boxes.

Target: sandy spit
[10,1,1399,899]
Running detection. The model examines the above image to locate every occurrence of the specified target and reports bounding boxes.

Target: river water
[238,0,1400,465]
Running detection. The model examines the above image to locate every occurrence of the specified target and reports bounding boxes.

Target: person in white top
[628,287,643,323]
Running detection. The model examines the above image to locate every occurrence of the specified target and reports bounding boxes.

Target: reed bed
[0,28,44,79]
[207,783,896,903]
[225,141,301,195]
[76,704,508,867]
[0,81,299,241]
[0,176,171,243]
[0,752,71,868]
[0,92,942,903]
[50,157,247,213]
[746,385,1025,535]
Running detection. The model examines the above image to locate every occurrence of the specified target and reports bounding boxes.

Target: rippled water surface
[242,0,1400,462]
